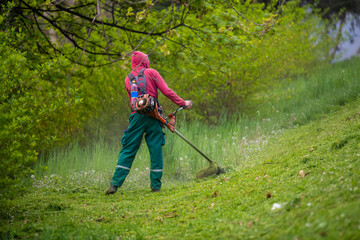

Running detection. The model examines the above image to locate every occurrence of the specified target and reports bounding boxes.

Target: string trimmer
[135,95,224,178]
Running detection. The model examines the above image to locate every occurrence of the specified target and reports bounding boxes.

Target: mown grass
[1,58,360,239]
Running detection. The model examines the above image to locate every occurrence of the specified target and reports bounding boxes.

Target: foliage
[143,1,332,122]
[0,10,84,190]
[1,96,359,239]
[7,0,333,123]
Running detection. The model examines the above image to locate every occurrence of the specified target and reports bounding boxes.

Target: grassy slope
[1,100,359,239]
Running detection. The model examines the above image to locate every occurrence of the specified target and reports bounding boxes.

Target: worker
[106,51,192,195]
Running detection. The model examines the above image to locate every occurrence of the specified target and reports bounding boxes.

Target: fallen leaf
[209,203,215,209]
[231,221,243,225]
[213,191,218,197]
[299,170,306,178]
[266,192,272,199]
[224,177,230,181]
[247,221,253,228]
[95,216,105,222]
[264,174,269,178]
[164,212,178,218]
[309,147,315,152]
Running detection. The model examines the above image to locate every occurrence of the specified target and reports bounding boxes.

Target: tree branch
[53,3,184,36]
[147,0,175,56]
[66,0,102,103]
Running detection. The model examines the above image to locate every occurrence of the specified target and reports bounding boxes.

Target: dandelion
[31,175,35,179]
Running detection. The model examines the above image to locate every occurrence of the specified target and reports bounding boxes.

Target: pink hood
[131,51,150,71]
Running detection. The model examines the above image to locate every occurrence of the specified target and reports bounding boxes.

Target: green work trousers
[110,113,165,190]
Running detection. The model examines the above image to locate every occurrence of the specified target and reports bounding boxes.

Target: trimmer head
[196,162,225,179]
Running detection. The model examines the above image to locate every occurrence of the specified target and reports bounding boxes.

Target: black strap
[137,68,147,94]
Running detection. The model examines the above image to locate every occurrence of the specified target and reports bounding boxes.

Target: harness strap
[137,68,147,94]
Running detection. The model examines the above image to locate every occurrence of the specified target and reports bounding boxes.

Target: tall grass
[255,57,360,127]
[35,57,360,190]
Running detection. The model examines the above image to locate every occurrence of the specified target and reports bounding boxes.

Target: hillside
[1,98,359,239]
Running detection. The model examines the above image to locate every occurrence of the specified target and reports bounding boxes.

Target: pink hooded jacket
[125,51,186,108]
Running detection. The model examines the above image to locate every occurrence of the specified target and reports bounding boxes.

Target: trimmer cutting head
[196,162,225,179]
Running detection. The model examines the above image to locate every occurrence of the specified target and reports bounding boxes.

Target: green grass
[1,58,360,239]
[1,95,359,239]
[252,57,360,127]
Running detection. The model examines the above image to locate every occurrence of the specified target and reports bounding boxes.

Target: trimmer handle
[163,101,192,132]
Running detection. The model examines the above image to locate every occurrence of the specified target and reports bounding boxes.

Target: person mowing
[106,51,192,195]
